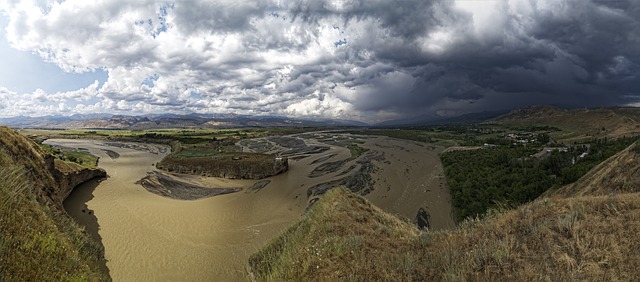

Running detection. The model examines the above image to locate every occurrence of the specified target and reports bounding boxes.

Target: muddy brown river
[45,134,454,281]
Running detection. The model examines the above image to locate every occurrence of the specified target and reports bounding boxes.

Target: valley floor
[47,132,453,280]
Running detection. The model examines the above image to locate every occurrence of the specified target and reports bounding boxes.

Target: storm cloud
[0,0,638,122]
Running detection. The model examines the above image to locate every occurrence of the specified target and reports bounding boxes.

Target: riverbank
[47,133,454,280]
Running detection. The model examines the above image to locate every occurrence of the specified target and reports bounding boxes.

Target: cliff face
[0,127,106,206]
[52,159,107,205]
[158,154,288,179]
[0,126,109,280]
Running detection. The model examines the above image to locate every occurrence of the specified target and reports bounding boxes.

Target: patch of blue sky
[0,15,107,94]
[35,0,61,15]
[334,38,347,47]
[152,2,173,38]
[269,11,287,20]
[142,74,160,87]
[188,90,203,100]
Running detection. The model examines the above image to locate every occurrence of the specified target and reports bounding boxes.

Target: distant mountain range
[4,105,640,130]
[374,111,508,127]
[0,113,368,129]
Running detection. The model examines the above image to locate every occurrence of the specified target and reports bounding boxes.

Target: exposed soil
[266,136,330,157]
[103,142,169,154]
[157,152,288,179]
[136,171,241,200]
[337,164,357,176]
[309,159,351,178]
[101,149,120,159]
[245,180,272,193]
[310,153,337,164]
[307,150,384,197]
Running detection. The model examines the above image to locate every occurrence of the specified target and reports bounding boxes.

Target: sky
[0,0,638,123]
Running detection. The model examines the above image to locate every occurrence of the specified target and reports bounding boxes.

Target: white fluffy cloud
[0,0,639,122]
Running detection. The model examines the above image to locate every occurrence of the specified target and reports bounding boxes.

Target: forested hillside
[441,136,639,221]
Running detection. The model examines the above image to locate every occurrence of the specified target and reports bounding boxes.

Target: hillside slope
[251,188,640,279]
[0,127,109,280]
[545,141,640,197]
[493,105,640,139]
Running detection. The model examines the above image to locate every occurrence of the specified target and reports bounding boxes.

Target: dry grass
[0,126,109,280]
[54,158,85,173]
[250,188,640,281]
[0,127,57,195]
[420,193,640,281]
[249,188,419,280]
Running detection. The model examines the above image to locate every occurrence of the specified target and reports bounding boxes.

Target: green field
[39,144,98,168]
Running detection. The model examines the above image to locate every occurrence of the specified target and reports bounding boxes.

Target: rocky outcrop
[52,159,107,206]
[413,207,430,230]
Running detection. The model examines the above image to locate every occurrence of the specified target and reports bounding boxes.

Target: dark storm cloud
[2,0,640,121]
[347,0,640,116]
[280,0,640,115]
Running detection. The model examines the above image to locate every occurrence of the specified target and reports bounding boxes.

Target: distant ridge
[492,105,640,139]
[0,113,368,129]
[375,110,506,127]
[6,105,640,130]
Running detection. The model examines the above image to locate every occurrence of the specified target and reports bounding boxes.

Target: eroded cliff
[158,153,288,179]
[0,126,110,280]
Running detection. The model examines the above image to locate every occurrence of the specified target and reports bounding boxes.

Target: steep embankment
[251,143,640,280]
[0,127,109,280]
[53,159,107,205]
[158,152,288,179]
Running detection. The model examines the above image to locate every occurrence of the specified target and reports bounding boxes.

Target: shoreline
[136,171,242,200]
[45,134,454,280]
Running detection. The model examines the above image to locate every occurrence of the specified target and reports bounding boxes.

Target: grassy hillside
[251,188,640,280]
[0,127,109,280]
[249,188,419,280]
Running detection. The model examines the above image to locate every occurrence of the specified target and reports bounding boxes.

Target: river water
[46,135,454,281]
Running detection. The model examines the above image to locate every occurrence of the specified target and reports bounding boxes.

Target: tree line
[441,136,640,222]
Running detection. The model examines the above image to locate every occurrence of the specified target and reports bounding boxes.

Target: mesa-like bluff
[156,142,288,179]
